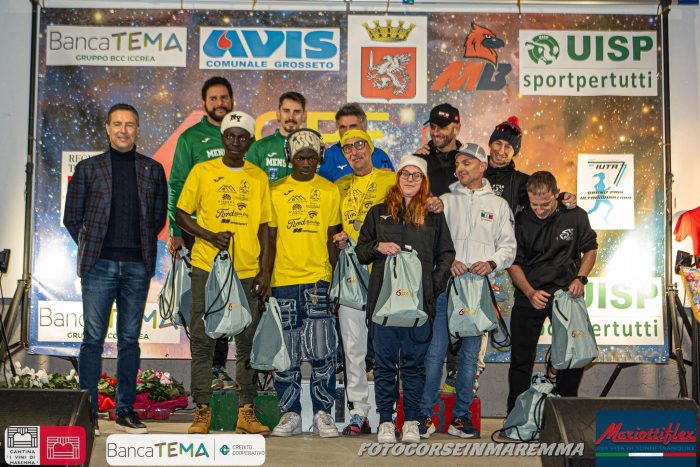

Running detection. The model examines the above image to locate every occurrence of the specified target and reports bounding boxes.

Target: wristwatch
[575,275,588,285]
[487,261,497,271]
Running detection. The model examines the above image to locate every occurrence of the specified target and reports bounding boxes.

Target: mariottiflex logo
[596,410,696,466]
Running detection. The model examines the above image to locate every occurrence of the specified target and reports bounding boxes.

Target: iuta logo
[432,22,512,92]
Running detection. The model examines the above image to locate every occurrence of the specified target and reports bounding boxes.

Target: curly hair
[384,172,431,227]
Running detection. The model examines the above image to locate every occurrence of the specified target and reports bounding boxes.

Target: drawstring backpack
[251,297,291,372]
[158,247,192,337]
[550,289,598,369]
[329,238,369,310]
[203,241,252,339]
[372,249,427,327]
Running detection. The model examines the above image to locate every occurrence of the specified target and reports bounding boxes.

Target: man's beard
[207,106,230,123]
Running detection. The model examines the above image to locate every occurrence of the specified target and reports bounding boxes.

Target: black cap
[424,103,460,127]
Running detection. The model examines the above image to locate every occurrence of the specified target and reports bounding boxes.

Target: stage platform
[91,414,540,467]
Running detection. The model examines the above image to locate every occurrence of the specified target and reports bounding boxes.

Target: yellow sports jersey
[270,175,341,287]
[177,159,271,278]
[335,168,396,243]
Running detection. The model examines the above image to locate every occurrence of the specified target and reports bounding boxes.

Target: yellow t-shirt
[177,159,271,277]
[270,175,341,287]
[335,168,396,243]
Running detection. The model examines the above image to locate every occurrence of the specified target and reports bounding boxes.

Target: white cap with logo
[456,142,488,163]
[220,111,256,137]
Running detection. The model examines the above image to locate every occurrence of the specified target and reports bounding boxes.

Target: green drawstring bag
[446,272,498,340]
[251,298,291,372]
[158,247,192,335]
[551,289,598,370]
[329,239,369,310]
[502,373,558,441]
[372,249,427,327]
[204,250,252,339]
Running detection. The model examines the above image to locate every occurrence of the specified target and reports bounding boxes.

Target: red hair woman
[356,155,455,444]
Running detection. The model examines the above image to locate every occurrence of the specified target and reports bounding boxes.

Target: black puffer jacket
[355,202,455,321]
[484,160,530,214]
[415,140,463,197]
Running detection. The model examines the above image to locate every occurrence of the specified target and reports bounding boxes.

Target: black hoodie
[415,140,463,197]
[513,205,597,304]
[484,160,530,214]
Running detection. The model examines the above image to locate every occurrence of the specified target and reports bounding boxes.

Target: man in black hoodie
[506,171,597,413]
[414,103,463,197]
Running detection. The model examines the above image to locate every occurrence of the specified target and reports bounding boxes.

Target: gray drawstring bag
[204,250,252,339]
[446,272,498,340]
[251,297,291,372]
[372,249,427,327]
[502,373,558,441]
[329,238,369,310]
[158,247,192,336]
[551,289,598,370]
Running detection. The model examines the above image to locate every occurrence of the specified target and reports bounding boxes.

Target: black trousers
[507,300,583,413]
[182,230,229,367]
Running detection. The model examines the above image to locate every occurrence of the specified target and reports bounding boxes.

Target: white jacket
[440,178,516,271]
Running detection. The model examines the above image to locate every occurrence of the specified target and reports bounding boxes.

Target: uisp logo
[200,27,339,71]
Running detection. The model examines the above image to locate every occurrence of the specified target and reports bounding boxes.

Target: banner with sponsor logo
[32,8,665,363]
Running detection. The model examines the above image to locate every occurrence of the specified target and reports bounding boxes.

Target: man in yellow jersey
[331,129,395,436]
[268,129,342,438]
[176,111,272,436]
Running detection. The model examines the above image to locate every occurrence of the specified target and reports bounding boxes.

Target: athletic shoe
[342,414,371,436]
[115,411,148,434]
[418,416,435,439]
[271,412,302,437]
[401,420,420,444]
[377,421,396,444]
[448,416,480,439]
[441,370,457,394]
[313,410,340,438]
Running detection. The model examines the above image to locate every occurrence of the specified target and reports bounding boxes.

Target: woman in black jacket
[356,155,455,444]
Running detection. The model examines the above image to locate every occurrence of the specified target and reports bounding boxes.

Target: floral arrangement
[4,364,188,414]
[4,362,79,389]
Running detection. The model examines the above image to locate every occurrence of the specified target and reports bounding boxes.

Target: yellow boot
[235,404,270,435]
[188,404,211,434]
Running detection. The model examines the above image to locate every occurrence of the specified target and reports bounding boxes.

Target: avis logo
[200,28,339,71]
[395,288,410,296]
[432,22,512,92]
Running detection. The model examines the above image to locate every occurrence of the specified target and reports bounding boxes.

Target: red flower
[109,379,117,387]
[101,372,108,379]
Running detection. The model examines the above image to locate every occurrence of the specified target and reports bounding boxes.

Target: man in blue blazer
[64,103,168,435]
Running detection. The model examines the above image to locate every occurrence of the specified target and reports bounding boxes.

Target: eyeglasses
[341,140,367,154]
[399,170,424,182]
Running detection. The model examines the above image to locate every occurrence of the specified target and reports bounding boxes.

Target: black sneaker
[418,416,436,439]
[448,416,480,439]
[115,411,148,434]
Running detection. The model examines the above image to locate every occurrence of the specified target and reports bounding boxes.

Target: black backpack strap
[486,274,511,350]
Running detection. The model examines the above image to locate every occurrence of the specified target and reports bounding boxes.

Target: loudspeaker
[0,389,94,467]
[540,397,700,467]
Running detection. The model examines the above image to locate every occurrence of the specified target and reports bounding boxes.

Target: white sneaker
[377,421,396,444]
[402,420,420,443]
[313,410,340,438]
[271,412,302,437]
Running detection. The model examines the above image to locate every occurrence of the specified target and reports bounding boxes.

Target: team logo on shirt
[480,211,494,221]
[213,176,224,183]
[308,210,318,218]
[310,189,321,202]
[288,194,307,203]
[218,184,237,193]
[492,184,505,197]
[559,228,575,241]
[237,202,246,211]
[239,180,250,194]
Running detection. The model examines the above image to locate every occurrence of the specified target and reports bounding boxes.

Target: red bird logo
[464,22,505,65]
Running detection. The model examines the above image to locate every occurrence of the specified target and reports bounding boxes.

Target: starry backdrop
[30,8,664,362]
